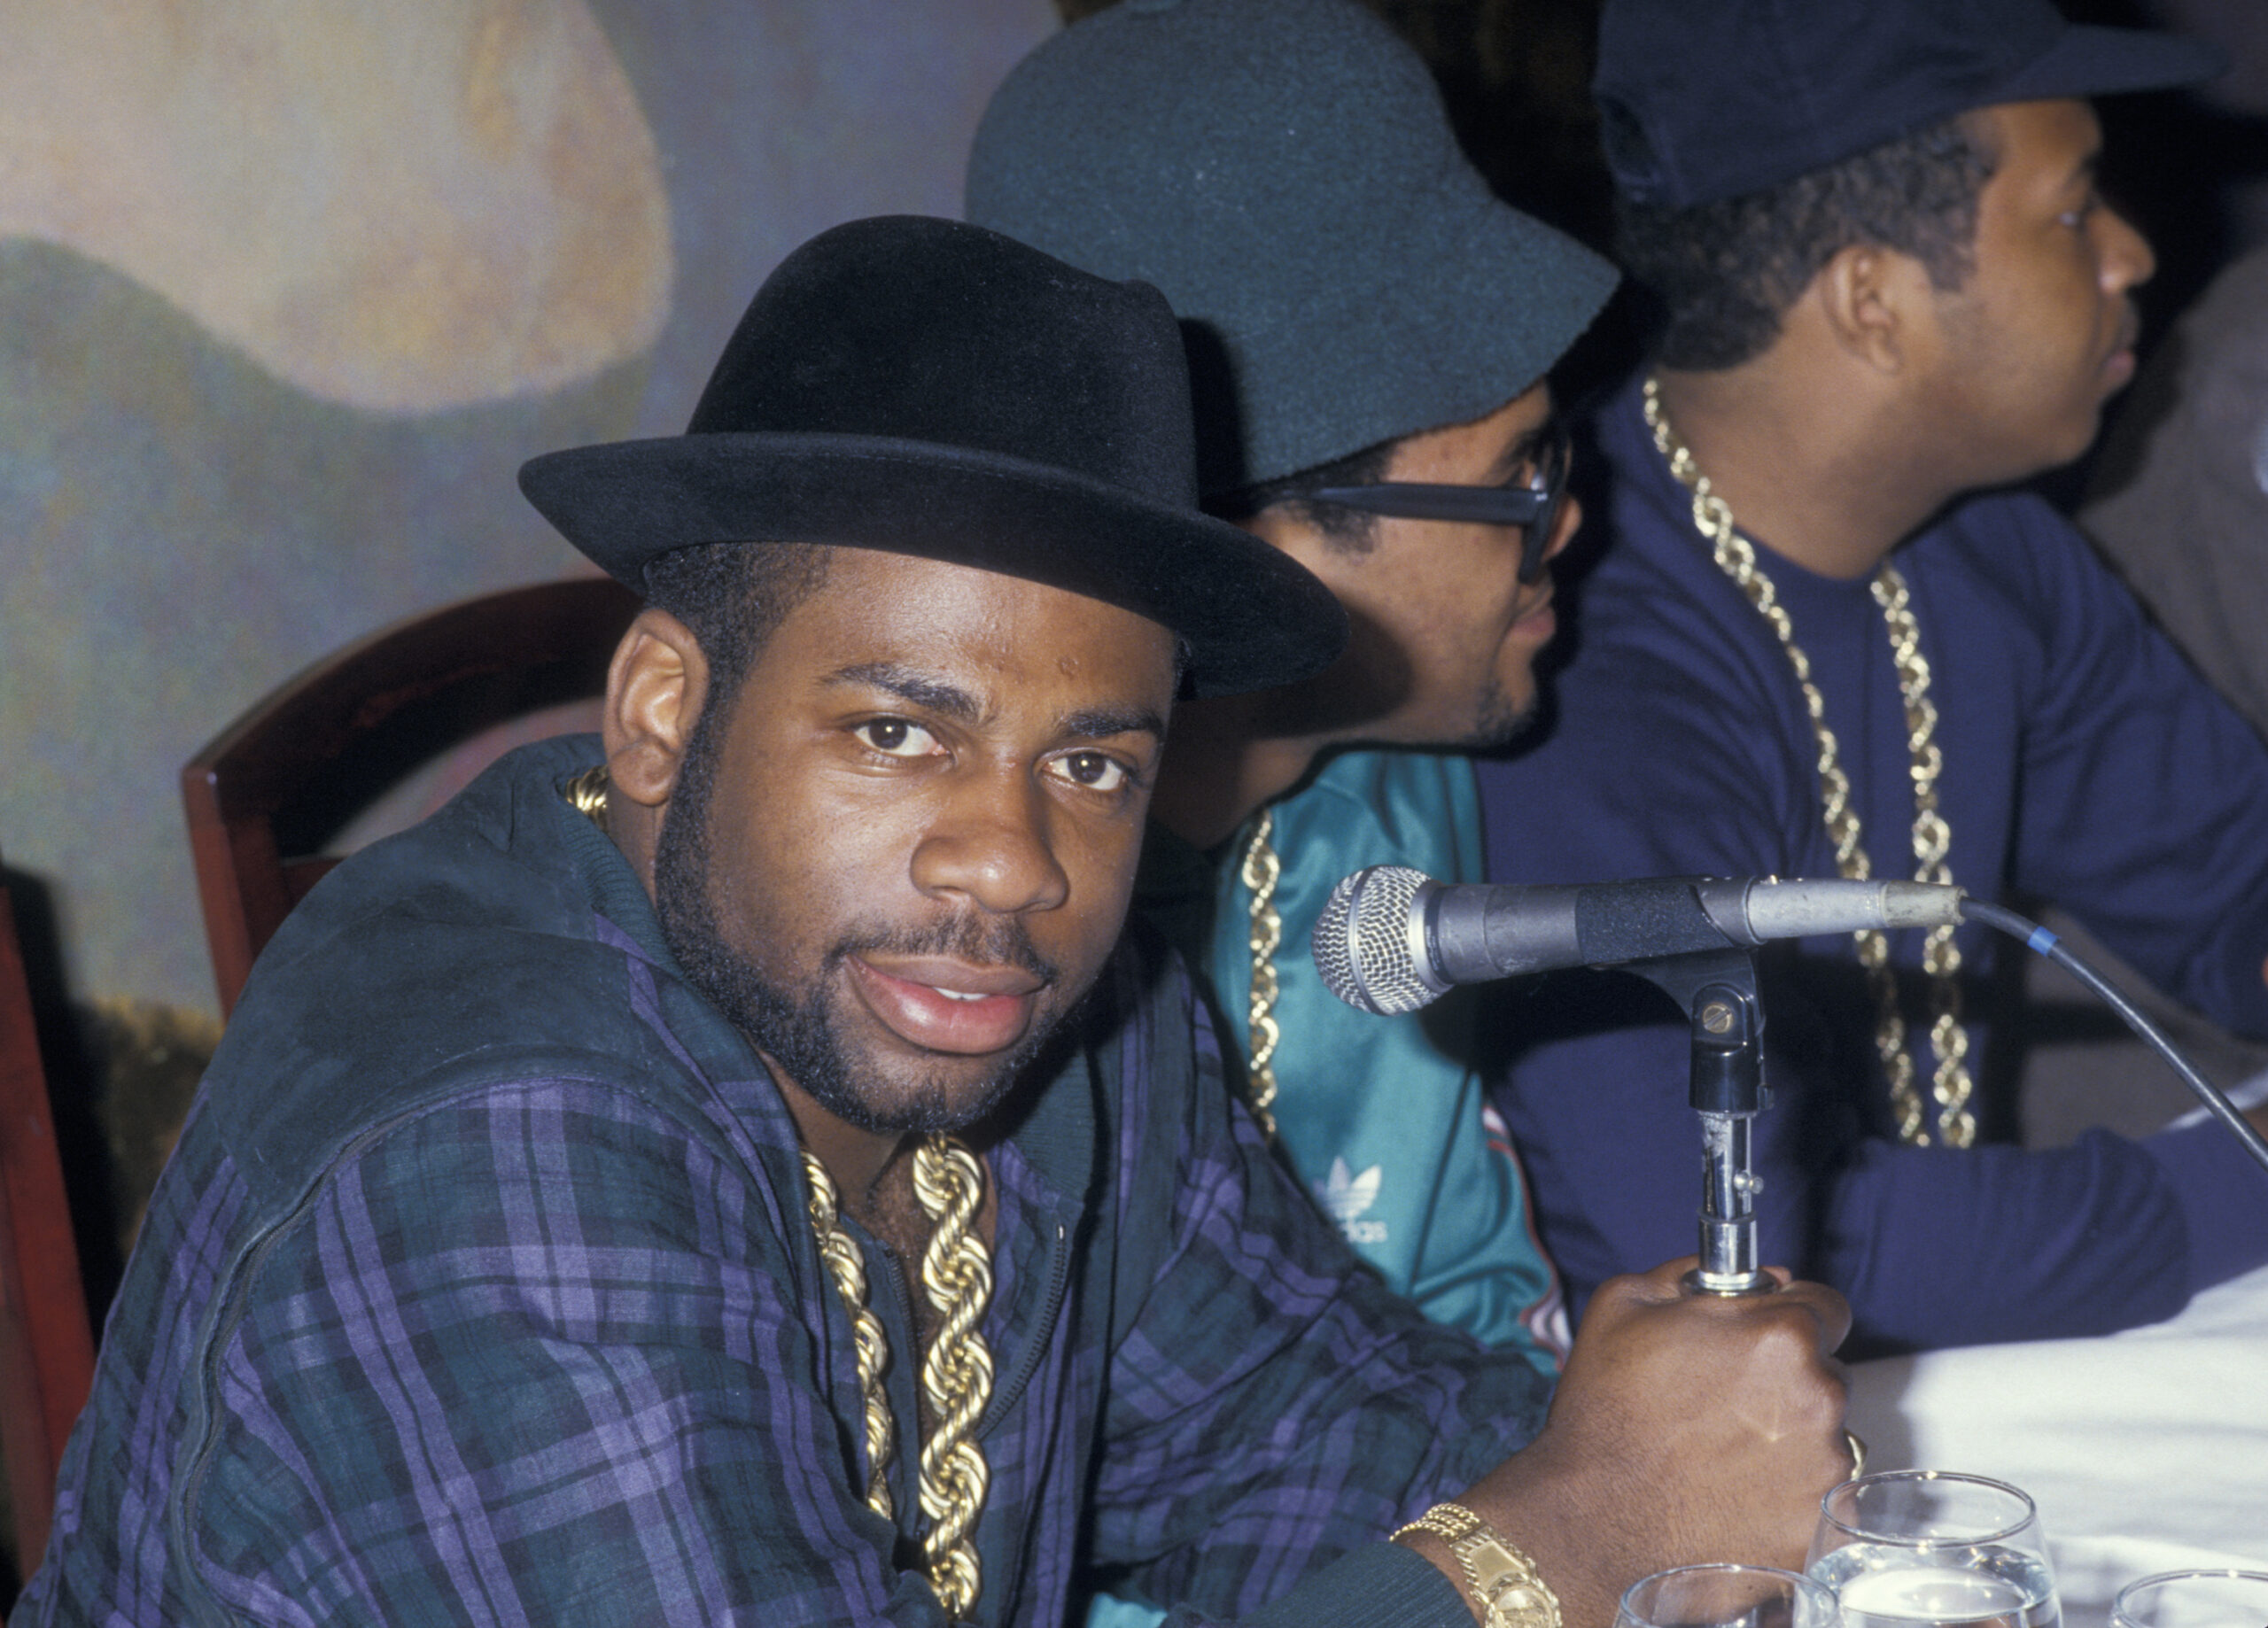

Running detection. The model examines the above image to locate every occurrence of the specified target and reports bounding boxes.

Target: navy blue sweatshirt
[1478,379,2268,1352]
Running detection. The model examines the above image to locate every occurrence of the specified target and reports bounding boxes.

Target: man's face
[1292,381,1576,748]
[654,550,1176,1137]
[1914,98,2153,484]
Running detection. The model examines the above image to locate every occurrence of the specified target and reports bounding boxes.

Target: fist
[1459,1260,1852,1628]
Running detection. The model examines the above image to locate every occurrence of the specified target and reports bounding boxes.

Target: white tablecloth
[1846,1094,2268,1628]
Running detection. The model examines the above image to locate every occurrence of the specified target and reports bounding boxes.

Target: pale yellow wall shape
[0,0,672,414]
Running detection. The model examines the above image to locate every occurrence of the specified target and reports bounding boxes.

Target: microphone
[1312,867,1965,1015]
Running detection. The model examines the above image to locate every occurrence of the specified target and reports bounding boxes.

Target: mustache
[829,911,1060,985]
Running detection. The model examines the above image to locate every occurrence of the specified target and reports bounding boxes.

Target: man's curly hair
[1619,113,2000,371]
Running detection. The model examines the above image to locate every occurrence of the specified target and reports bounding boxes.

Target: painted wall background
[1,0,1060,1022]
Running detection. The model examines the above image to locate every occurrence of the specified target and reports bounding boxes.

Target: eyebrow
[827,661,1166,742]
[1063,704,1169,742]
[830,662,981,721]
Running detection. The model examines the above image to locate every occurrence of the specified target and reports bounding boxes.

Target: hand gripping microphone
[1312,867,1966,1016]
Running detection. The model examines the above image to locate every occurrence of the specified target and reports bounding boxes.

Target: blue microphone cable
[1961,898,2268,1175]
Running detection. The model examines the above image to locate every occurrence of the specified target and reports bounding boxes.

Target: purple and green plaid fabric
[18,740,1549,1626]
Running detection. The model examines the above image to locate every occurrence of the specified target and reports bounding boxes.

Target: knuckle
[1748,1307,1829,1371]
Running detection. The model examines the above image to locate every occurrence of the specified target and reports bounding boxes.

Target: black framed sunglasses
[1305,421,1572,585]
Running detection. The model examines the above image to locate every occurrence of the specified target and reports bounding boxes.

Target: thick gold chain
[1643,379,1974,1146]
[802,1151,897,1518]
[1238,809,1284,1137]
[910,1136,992,1621]
[571,771,997,1610]
[801,1140,995,1622]
[563,763,611,837]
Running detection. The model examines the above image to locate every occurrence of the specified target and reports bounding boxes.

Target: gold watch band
[1391,1502,1563,1628]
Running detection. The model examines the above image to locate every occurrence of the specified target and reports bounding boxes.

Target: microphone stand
[1624,948,1775,1296]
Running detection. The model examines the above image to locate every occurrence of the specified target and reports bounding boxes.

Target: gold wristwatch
[1393,1502,1563,1628]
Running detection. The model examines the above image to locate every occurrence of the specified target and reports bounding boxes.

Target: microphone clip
[1622,949,1774,1295]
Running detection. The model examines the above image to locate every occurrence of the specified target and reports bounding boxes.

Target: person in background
[967,0,1615,1375]
[1476,0,2268,1593]
[2084,244,2268,746]
[1480,0,2268,1354]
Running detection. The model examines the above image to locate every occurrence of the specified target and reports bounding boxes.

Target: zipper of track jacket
[985,1220,1070,1430]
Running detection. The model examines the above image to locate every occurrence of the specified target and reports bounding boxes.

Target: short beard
[1456,681,1540,752]
[651,706,1062,1137]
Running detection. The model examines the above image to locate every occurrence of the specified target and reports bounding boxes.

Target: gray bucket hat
[965,0,1618,496]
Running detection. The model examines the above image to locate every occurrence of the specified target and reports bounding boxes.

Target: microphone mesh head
[1311,864,1438,1016]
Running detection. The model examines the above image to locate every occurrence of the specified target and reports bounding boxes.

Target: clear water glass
[1617,1563,1841,1628]
[2111,1570,2268,1628]
[1806,1471,2059,1628]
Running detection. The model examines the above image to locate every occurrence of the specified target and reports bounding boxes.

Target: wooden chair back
[0,857,97,1568]
[182,577,640,1016]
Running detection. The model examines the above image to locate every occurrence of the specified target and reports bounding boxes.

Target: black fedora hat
[519,214,1345,698]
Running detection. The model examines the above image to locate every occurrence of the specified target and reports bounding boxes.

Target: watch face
[1485,1580,1557,1628]
[1467,1543,1559,1628]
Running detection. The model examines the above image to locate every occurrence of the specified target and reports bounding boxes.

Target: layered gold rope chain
[1238,808,1285,1137]
[558,767,993,1616]
[802,1138,994,1621]
[1643,380,1975,1146]
[800,1151,897,1517]
[905,1138,994,1619]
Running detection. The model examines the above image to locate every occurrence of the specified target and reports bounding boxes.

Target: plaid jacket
[19,738,1549,1626]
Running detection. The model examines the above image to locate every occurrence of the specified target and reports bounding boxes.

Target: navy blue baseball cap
[1596,0,2225,210]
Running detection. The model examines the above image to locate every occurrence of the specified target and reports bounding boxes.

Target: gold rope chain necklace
[804,1140,994,1621]
[1238,806,1285,1138]
[1641,379,1975,1147]
[560,767,994,1617]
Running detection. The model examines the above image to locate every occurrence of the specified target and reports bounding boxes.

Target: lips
[2104,308,2141,386]
[845,953,1044,1056]
[1511,585,1557,636]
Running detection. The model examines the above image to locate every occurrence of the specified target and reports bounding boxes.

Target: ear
[602,606,711,812]
[1813,242,1934,374]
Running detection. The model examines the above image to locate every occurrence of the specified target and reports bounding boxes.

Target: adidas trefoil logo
[1316,1156,1387,1246]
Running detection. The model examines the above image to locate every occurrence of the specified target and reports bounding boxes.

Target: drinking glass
[1806,1471,2059,1628]
[1617,1564,1840,1628]
[2111,1570,2268,1628]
